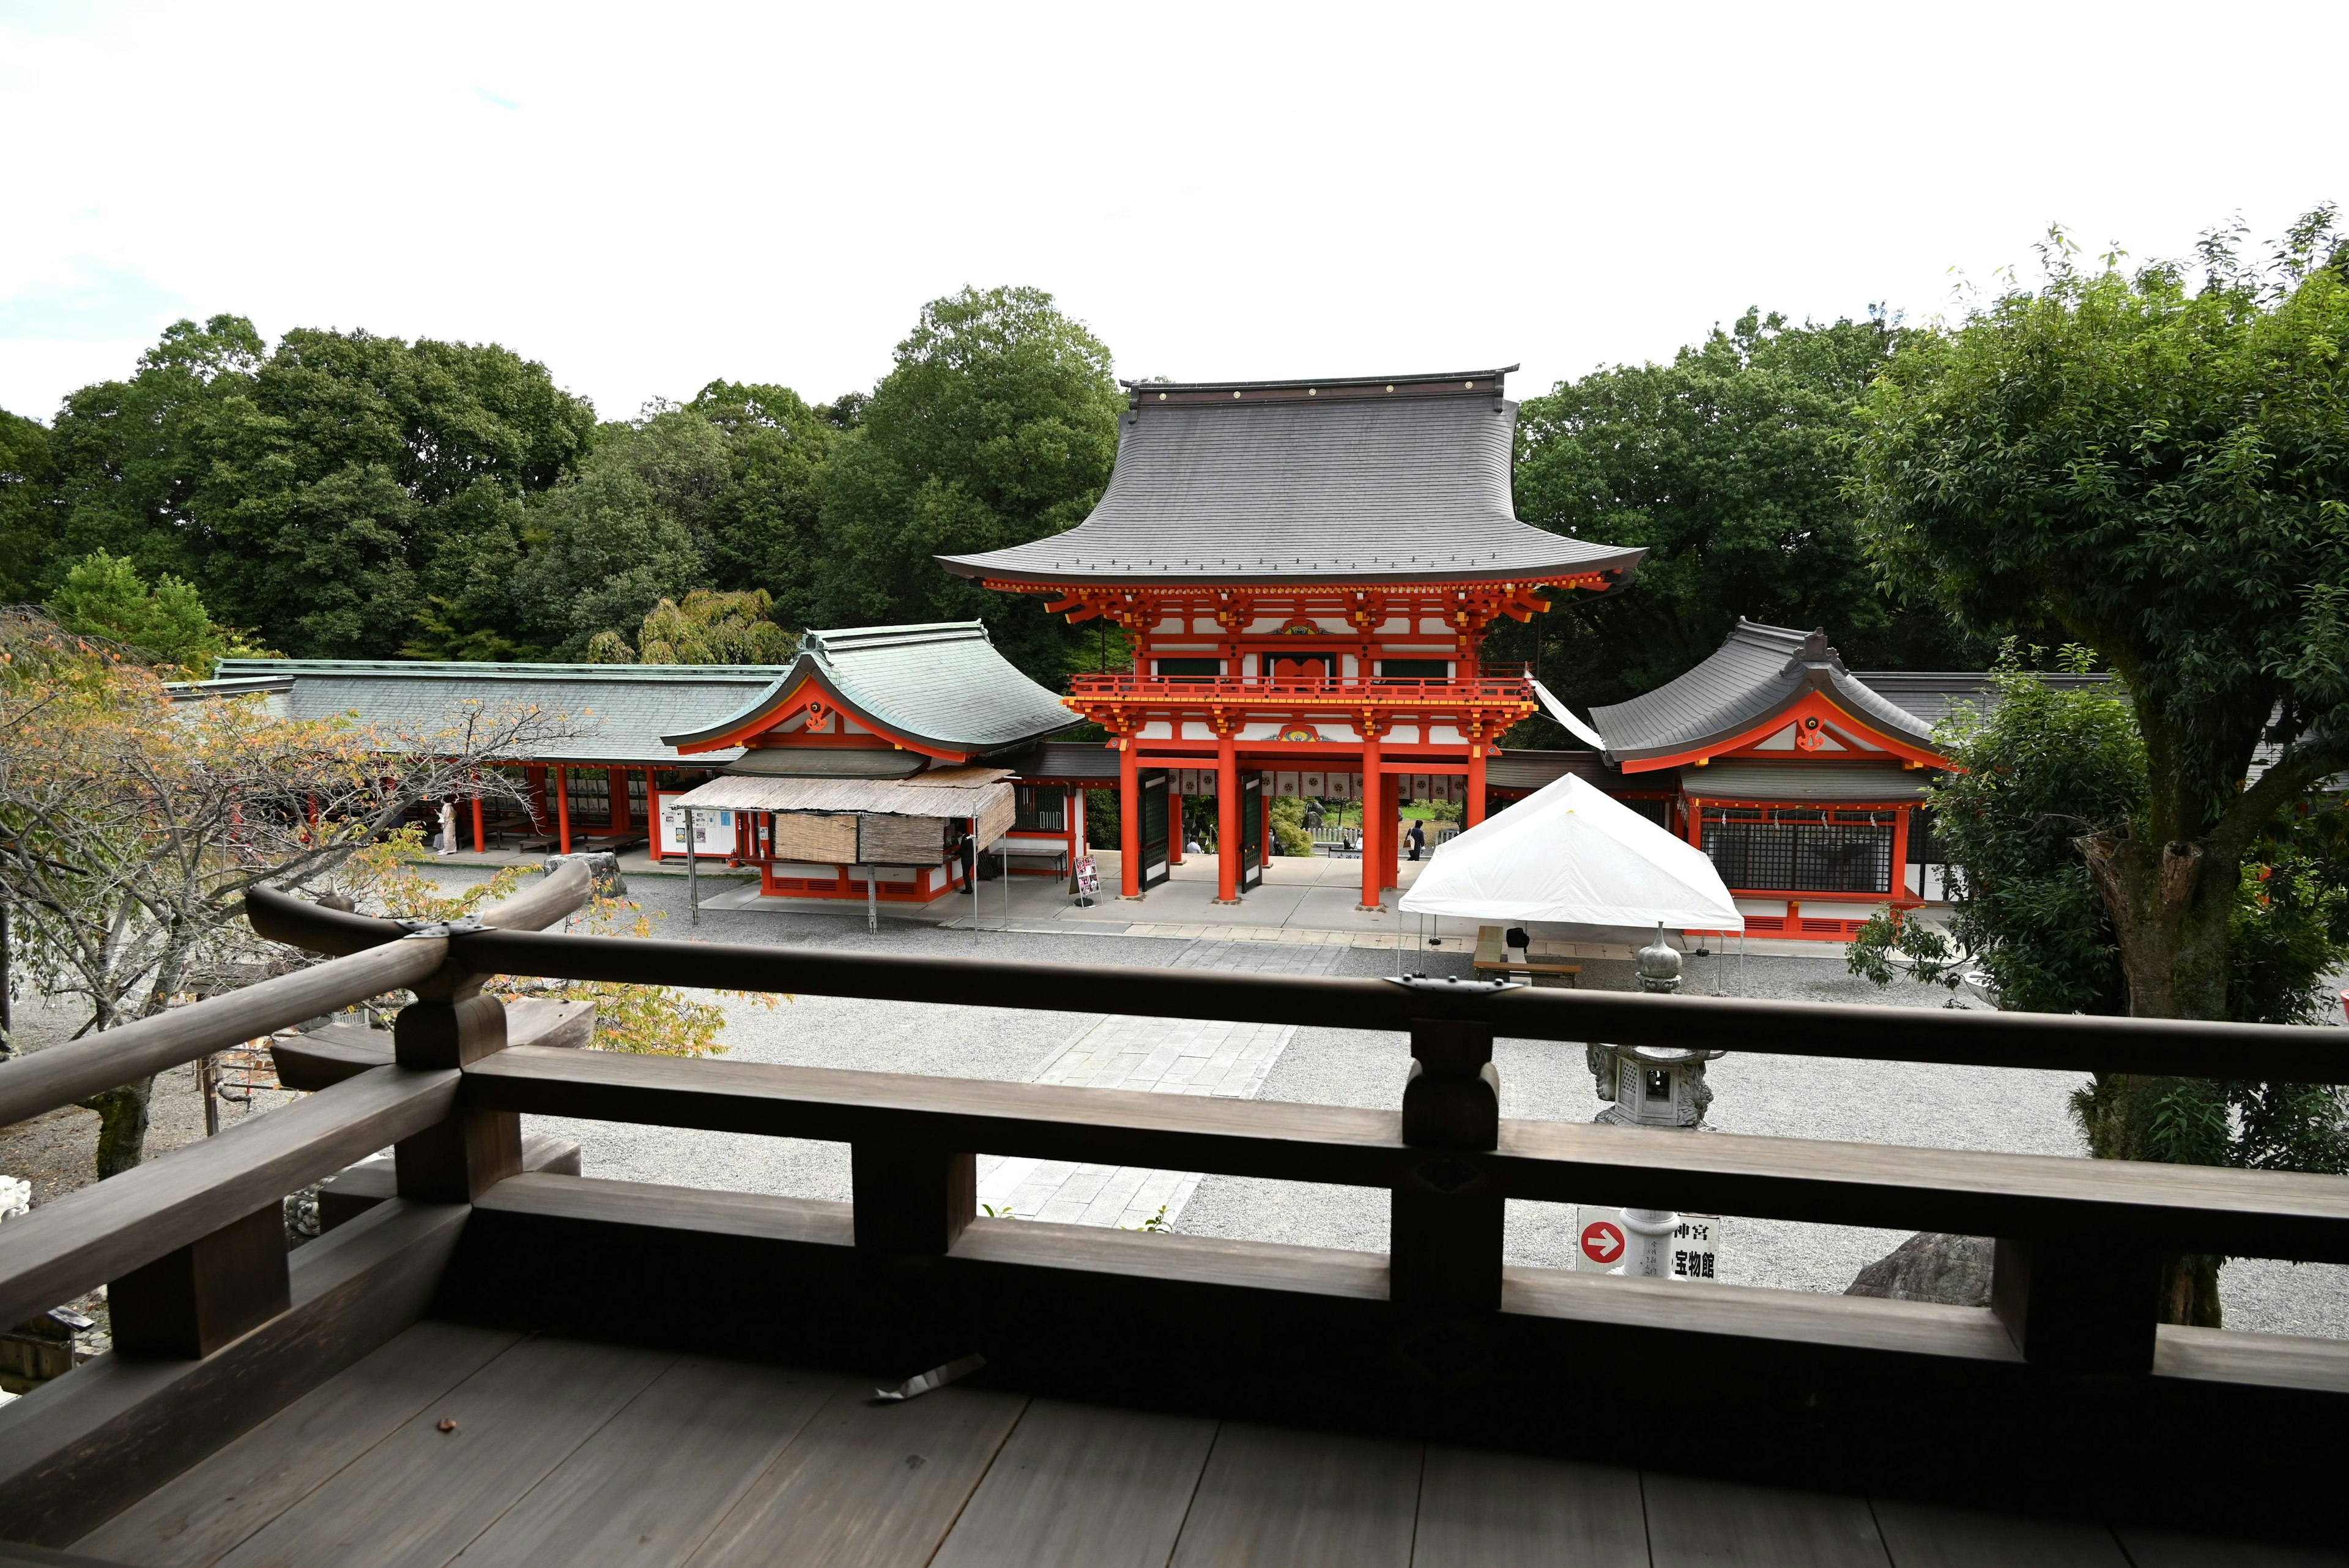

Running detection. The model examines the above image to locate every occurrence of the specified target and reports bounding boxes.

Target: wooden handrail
[0,1064,458,1331]
[462,1046,2349,1265]
[0,862,592,1130]
[444,929,2349,1082]
[0,940,447,1130]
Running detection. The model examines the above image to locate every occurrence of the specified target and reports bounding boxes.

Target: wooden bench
[1473,923,1582,986]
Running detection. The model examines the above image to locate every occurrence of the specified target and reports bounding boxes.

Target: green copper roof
[660,622,1077,757]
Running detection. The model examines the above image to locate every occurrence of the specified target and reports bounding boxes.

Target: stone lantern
[1586,926,1724,1129]
[1583,926,1728,1280]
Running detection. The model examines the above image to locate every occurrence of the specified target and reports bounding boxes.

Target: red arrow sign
[1580,1220,1625,1264]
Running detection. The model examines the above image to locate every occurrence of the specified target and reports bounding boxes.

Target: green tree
[511,415,708,658]
[815,286,1122,681]
[684,382,836,625]
[44,550,262,677]
[0,407,62,603]
[1508,308,1993,715]
[48,317,594,658]
[1852,214,2349,1022]
[584,588,794,664]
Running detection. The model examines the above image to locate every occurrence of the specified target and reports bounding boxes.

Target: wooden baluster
[852,1140,974,1255]
[393,956,519,1203]
[1991,1234,2161,1373]
[108,1202,289,1359]
[1390,1017,1502,1313]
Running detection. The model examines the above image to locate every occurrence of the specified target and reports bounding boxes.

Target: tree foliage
[0,612,573,1172]
[815,286,1123,683]
[43,549,265,677]
[0,407,61,604]
[584,588,794,664]
[1508,308,1992,716]
[1852,212,2349,1022]
[43,316,595,660]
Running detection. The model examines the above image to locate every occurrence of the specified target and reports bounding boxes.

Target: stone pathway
[973,940,1347,1229]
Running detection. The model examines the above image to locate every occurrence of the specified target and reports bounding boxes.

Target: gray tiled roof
[661,622,1077,757]
[1483,749,1611,792]
[1853,670,2114,727]
[1588,621,1939,764]
[938,372,1644,587]
[207,658,774,765]
[1002,740,1124,784]
[1680,761,1931,804]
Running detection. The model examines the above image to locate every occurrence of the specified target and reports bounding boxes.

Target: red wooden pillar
[1467,748,1487,828]
[470,794,486,853]
[1260,784,1271,868]
[1119,740,1141,897]
[1892,806,1913,899]
[1214,729,1241,903]
[1358,733,1383,911]
[1371,771,1390,893]
[528,766,547,828]
[648,770,665,863]
[609,767,628,831]
[1168,787,1184,864]
[555,765,571,855]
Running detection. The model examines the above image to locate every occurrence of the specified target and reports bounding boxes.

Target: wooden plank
[320,1137,577,1232]
[0,938,447,1129]
[1411,1445,1646,1568]
[1163,1422,1420,1568]
[2153,1323,2349,1395]
[211,1336,672,1568]
[75,1321,522,1568]
[0,1544,141,1566]
[0,1200,468,1549]
[452,923,2349,1080]
[2118,1531,2349,1567]
[0,1066,458,1333]
[1503,1265,2020,1364]
[685,1380,1028,1568]
[952,1214,1390,1302]
[1869,1499,2128,1567]
[1643,1473,1889,1568]
[448,1356,841,1568]
[275,1001,592,1093]
[472,1172,856,1249]
[459,1047,2349,1262]
[108,1202,291,1360]
[928,1399,1216,1568]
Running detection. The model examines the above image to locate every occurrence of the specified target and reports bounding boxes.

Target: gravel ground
[12,861,2345,1342]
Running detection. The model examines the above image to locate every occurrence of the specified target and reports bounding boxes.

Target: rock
[543,851,625,897]
[1844,1232,1994,1307]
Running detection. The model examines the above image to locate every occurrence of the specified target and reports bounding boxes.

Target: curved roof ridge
[1590,619,1938,764]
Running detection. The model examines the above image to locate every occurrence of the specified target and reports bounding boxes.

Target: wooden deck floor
[53,1322,2343,1568]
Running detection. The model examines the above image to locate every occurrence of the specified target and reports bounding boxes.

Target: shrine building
[939,368,1644,908]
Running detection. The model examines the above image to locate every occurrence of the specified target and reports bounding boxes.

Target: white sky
[3,1,2342,423]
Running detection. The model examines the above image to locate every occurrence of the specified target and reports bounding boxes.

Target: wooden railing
[3,863,2348,1384]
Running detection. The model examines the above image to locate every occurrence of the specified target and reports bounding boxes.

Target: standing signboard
[656,795,733,858]
[1572,1207,1725,1280]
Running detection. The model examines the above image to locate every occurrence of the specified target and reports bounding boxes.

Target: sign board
[1570,1208,1726,1279]
[1075,855,1099,897]
[657,797,733,858]
[1576,1216,1626,1269]
[1669,1214,1724,1282]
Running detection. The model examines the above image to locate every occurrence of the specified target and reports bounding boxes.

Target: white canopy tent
[1399,773,1743,942]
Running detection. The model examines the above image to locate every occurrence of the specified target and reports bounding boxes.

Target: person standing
[1406,816,1427,862]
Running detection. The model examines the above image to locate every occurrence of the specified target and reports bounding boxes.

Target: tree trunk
[80,1074,156,1180]
[2079,830,2236,1327]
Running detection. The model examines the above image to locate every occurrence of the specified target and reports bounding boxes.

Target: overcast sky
[3,1,2342,423]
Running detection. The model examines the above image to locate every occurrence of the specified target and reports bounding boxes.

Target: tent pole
[684,807,698,926]
[866,870,877,935]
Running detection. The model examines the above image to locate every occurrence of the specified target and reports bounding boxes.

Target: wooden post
[1119,741,1141,898]
[1358,735,1383,911]
[609,767,628,831]
[555,766,572,855]
[648,771,664,863]
[1892,807,1913,899]
[108,1202,289,1359]
[1382,774,1402,892]
[393,962,519,1205]
[1467,748,1487,828]
[1260,785,1272,868]
[1215,730,1241,904]
[852,1139,974,1254]
[470,794,486,853]
[1168,787,1183,865]
[1991,1235,2160,1373]
[1390,1017,1502,1313]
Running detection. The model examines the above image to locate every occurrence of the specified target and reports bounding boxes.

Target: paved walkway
[973,940,1348,1229]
